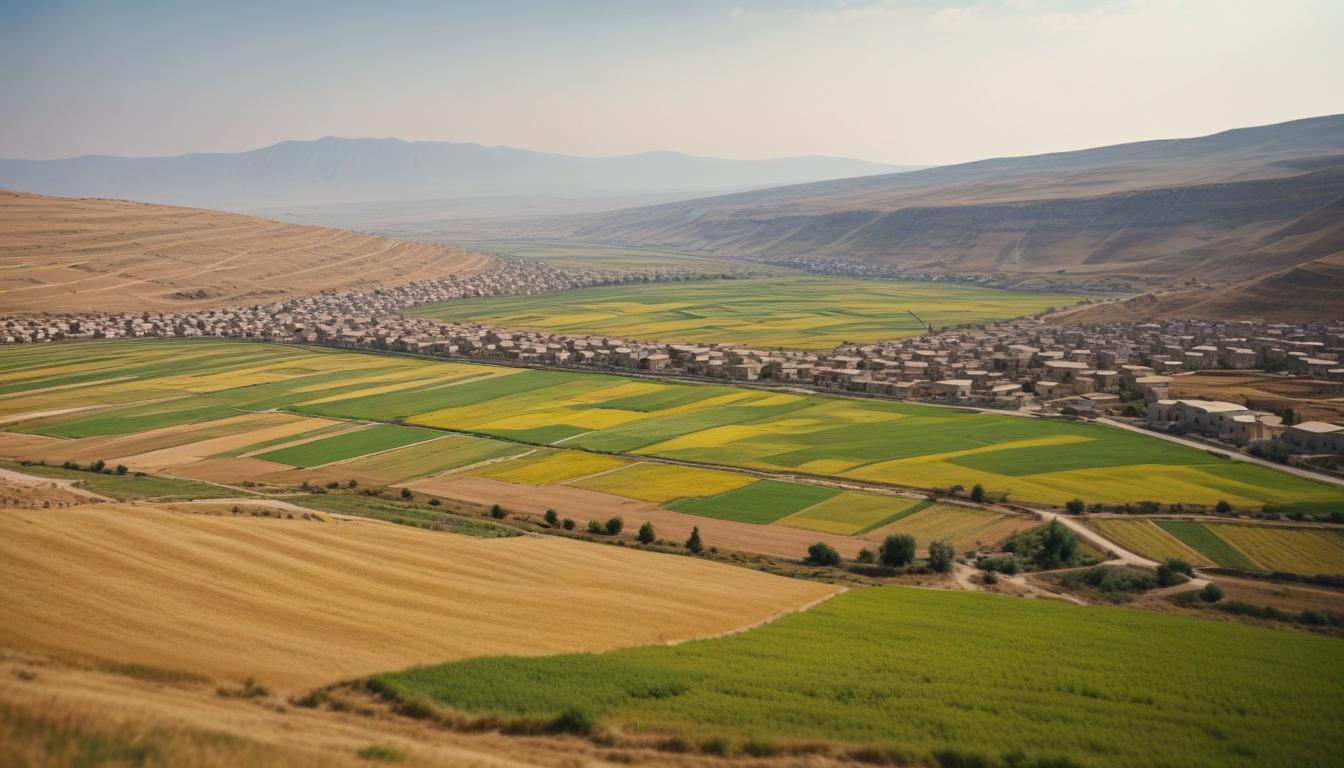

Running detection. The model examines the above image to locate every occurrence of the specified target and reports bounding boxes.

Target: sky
[2,0,1341,165]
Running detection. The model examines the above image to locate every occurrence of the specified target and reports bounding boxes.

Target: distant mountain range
[554,114,1344,304]
[0,138,911,212]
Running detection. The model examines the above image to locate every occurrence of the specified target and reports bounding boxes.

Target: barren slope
[0,190,491,314]
[0,503,834,688]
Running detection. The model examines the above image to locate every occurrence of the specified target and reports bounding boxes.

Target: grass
[666,480,838,524]
[1201,524,1344,576]
[568,462,756,503]
[0,461,246,500]
[1156,521,1256,569]
[255,425,442,468]
[4,340,1343,508]
[371,586,1344,768]
[406,276,1079,349]
[1088,519,1212,566]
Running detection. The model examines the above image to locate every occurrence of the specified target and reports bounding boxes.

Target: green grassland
[255,424,443,467]
[2,340,1342,508]
[1156,521,1257,569]
[373,586,1344,768]
[406,276,1080,349]
[665,480,838,524]
[0,461,246,501]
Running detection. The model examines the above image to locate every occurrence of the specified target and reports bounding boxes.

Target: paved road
[1097,417,1344,489]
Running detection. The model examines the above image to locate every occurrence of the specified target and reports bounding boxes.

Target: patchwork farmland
[1090,517,1344,576]
[2,340,1341,514]
[407,275,1080,349]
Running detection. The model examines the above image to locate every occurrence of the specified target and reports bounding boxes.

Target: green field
[1096,518,1344,575]
[255,424,443,467]
[0,461,247,501]
[1088,519,1212,566]
[373,586,1344,768]
[406,276,1080,349]
[777,492,923,535]
[3,341,1342,508]
[666,480,839,524]
[1156,521,1256,569]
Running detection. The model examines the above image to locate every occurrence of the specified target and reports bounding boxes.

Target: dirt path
[0,466,112,502]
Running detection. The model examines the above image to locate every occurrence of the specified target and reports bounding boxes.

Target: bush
[982,571,999,585]
[428,498,440,506]
[1064,498,1085,514]
[115,464,128,476]
[490,504,507,519]
[685,526,703,554]
[90,459,106,474]
[806,542,841,567]
[879,534,916,567]
[562,518,576,530]
[1003,521,1079,570]
[1199,583,1225,603]
[969,484,986,503]
[927,539,955,573]
[1065,566,1157,593]
[638,521,656,544]
[348,479,358,489]
[976,555,1019,575]
[543,508,559,527]
[1215,499,1232,514]
[400,487,413,500]
[1156,559,1192,587]
[355,744,405,762]
[549,707,595,735]
[604,516,624,536]
[856,548,875,564]
[587,519,605,534]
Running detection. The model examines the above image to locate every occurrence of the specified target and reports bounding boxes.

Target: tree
[927,539,955,573]
[879,534,917,567]
[428,498,441,507]
[806,542,841,566]
[587,519,605,534]
[562,518,576,531]
[1199,583,1224,603]
[543,508,559,527]
[856,548,875,564]
[490,503,507,519]
[1215,499,1232,514]
[114,464,128,476]
[685,526,703,554]
[638,521,656,544]
[1064,498,1086,514]
[970,484,986,503]
[348,479,359,489]
[90,459,106,474]
[1036,520,1078,569]
[400,487,413,500]
[604,516,624,536]
[1155,560,1190,587]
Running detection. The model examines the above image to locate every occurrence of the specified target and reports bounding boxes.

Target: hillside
[0,137,909,212]
[0,190,490,314]
[555,115,1344,292]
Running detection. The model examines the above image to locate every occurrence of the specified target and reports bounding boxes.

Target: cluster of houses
[4,257,1342,456]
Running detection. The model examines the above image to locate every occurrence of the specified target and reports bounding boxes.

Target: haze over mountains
[555,115,1344,296]
[0,137,909,213]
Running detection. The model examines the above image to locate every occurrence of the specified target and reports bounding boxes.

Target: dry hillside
[0,189,491,314]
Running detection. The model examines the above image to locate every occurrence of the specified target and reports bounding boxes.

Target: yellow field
[0,503,835,689]
[777,493,918,535]
[476,450,629,486]
[1088,519,1213,565]
[875,504,1036,553]
[1209,524,1344,576]
[569,462,757,503]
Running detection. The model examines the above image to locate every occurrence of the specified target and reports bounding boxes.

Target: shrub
[543,508,559,527]
[879,534,916,567]
[982,571,999,585]
[587,519,605,534]
[1199,583,1225,603]
[62,461,78,470]
[604,516,625,536]
[856,548,875,564]
[976,555,1019,575]
[969,484,986,503]
[348,479,359,489]
[115,464,128,476]
[638,521,656,544]
[90,459,106,473]
[685,526,703,554]
[927,539,955,573]
[549,707,595,735]
[1064,498,1086,514]
[1215,499,1232,514]
[806,542,841,567]
[490,503,507,519]
[400,487,413,500]
[562,518,576,531]
[1155,560,1191,587]
[428,498,440,506]
[355,744,405,762]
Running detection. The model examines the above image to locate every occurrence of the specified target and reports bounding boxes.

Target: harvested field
[0,502,835,689]
[0,189,490,314]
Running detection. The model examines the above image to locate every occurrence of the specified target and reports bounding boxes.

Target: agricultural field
[406,276,1080,349]
[255,424,444,467]
[462,238,779,275]
[373,586,1344,768]
[666,480,838,525]
[2,341,1342,510]
[0,501,835,689]
[568,462,756,503]
[474,449,628,485]
[1094,518,1344,576]
[778,495,929,535]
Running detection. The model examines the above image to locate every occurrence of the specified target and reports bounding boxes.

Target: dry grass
[0,189,490,313]
[0,502,834,690]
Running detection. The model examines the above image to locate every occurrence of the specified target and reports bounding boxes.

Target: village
[4,255,1343,459]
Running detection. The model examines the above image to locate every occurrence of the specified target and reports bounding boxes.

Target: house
[1283,422,1344,453]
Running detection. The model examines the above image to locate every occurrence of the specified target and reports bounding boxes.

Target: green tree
[490,503,507,519]
[1199,583,1225,603]
[806,542,841,566]
[856,548,875,564]
[1215,499,1232,514]
[587,519,605,534]
[543,508,559,527]
[90,459,106,473]
[604,516,624,536]
[1036,520,1078,569]
[1064,498,1086,514]
[927,539,955,573]
[970,484,986,503]
[637,521,656,544]
[400,487,413,500]
[561,518,576,530]
[114,464,128,476]
[879,534,917,567]
[685,526,703,554]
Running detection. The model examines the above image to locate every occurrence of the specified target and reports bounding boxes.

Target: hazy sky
[2,0,1341,165]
